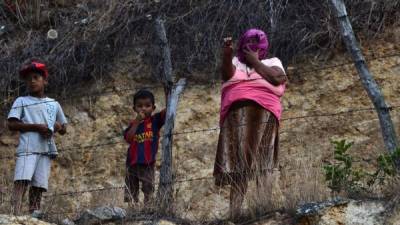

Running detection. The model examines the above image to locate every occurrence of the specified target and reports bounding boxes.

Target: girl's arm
[221,38,235,81]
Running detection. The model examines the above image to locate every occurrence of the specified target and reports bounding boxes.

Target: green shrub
[323,139,400,196]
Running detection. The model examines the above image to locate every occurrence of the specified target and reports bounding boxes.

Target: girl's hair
[133,89,155,106]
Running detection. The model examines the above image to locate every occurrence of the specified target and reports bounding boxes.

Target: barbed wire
[0,166,303,204]
[294,51,400,74]
[1,53,399,217]
[2,50,399,110]
[0,105,398,161]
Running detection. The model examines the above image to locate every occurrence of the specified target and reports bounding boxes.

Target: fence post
[157,78,186,214]
[154,17,186,214]
[154,17,174,88]
[329,0,399,165]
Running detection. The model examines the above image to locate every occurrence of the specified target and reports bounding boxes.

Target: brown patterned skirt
[214,100,279,186]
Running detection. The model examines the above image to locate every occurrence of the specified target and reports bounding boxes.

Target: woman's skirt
[214,100,280,186]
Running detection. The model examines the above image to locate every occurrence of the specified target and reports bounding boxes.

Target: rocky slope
[0,215,56,225]
[0,31,399,224]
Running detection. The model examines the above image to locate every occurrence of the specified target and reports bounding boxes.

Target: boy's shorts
[14,154,51,190]
[124,164,155,202]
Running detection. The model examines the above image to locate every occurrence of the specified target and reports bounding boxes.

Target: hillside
[0,29,399,224]
[1,1,400,224]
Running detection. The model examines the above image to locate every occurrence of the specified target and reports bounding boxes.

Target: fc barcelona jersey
[124,110,166,166]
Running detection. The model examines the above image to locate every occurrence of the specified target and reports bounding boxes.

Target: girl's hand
[243,45,260,66]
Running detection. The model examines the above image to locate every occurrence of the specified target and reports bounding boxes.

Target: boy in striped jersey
[123,89,166,205]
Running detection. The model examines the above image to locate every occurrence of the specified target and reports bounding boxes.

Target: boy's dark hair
[133,89,155,106]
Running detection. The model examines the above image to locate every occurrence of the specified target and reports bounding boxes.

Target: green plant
[369,147,400,186]
[323,140,363,195]
[323,139,400,196]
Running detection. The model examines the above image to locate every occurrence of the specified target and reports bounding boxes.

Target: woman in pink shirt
[213,29,287,219]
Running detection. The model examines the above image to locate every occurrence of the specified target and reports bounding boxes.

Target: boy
[7,59,67,216]
[124,89,166,206]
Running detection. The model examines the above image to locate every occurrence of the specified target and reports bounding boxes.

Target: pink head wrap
[237,28,269,64]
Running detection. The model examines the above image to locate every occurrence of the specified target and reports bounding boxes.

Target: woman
[213,28,287,219]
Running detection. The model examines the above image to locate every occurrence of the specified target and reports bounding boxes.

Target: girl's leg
[28,186,45,213]
[229,179,248,220]
[11,180,29,215]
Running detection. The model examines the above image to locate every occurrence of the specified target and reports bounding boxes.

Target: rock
[296,198,349,216]
[71,111,91,124]
[296,199,386,225]
[113,219,178,225]
[62,218,76,225]
[74,206,126,225]
[344,201,385,225]
[156,220,177,225]
[0,214,56,225]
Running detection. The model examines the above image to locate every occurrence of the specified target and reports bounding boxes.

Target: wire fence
[1,105,398,161]
[1,50,399,110]
[0,51,399,222]
[0,103,397,215]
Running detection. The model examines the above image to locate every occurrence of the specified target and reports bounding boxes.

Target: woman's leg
[11,180,28,215]
[229,178,248,220]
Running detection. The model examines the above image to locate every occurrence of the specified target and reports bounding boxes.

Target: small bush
[323,139,400,197]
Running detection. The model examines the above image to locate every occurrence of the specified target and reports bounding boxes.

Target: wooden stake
[154,17,186,214]
[329,0,399,162]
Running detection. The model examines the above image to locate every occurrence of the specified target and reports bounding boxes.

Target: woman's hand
[221,37,235,81]
[243,45,260,66]
[223,37,233,57]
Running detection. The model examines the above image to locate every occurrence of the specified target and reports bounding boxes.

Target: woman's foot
[31,210,44,219]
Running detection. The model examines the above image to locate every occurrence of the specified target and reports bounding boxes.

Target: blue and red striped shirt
[124,110,166,166]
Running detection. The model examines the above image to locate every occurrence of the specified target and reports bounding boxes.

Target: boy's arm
[7,118,51,138]
[164,86,169,107]
[124,120,141,143]
[54,122,67,135]
[124,111,145,143]
[55,102,67,135]
[156,108,167,129]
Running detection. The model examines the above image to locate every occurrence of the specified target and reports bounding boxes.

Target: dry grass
[1,0,399,111]
[245,160,329,217]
